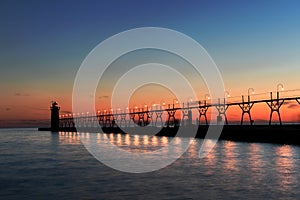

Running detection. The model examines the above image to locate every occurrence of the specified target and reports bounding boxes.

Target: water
[1,128,300,199]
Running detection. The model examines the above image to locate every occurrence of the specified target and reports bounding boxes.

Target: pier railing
[58,89,300,129]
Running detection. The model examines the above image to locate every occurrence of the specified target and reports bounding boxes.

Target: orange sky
[1,71,300,128]
[1,67,300,128]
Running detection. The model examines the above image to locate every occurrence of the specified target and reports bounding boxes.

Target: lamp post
[205,94,210,100]
[277,83,284,99]
[160,101,166,123]
[224,91,230,104]
[224,91,230,98]
[187,97,193,108]
[203,94,210,105]
[152,103,156,110]
[159,100,165,110]
[173,98,178,109]
[248,88,254,102]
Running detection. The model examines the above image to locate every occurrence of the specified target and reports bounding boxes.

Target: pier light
[104,110,106,113]
[276,83,284,99]
[172,99,179,109]
[186,97,193,108]
[248,88,255,96]
[144,104,148,111]
[150,101,155,109]
[187,97,193,102]
[62,114,64,118]
[277,83,284,92]
[161,102,166,110]
[205,94,210,100]
[224,91,230,98]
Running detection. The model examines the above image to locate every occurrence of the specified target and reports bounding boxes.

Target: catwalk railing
[59,90,300,129]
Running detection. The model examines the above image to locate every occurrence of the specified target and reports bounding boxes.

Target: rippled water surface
[1,129,300,199]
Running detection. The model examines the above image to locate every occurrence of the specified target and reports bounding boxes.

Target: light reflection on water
[143,135,149,145]
[61,132,300,189]
[1,129,300,199]
[134,134,139,146]
[223,141,239,172]
[188,139,197,158]
[275,145,297,193]
[246,143,266,185]
[202,140,216,163]
[248,143,264,171]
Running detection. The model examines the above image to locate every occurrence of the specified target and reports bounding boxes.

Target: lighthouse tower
[50,101,60,131]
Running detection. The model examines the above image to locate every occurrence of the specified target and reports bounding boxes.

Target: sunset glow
[1,1,300,127]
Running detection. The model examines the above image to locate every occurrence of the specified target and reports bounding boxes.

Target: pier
[39,87,300,145]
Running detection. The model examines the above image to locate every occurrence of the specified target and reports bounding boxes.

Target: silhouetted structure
[50,101,60,132]
[40,96,300,144]
[58,91,300,129]
[38,88,300,145]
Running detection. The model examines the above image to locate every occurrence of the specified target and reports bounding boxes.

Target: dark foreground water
[1,128,300,199]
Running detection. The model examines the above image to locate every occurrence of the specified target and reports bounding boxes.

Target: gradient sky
[1,0,300,127]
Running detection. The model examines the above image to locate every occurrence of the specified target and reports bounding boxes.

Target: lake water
[1,128,300,199]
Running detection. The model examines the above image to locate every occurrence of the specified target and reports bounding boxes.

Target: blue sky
[1,0,300,126]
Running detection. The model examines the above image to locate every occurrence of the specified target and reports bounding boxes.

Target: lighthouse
[50,101,60,131]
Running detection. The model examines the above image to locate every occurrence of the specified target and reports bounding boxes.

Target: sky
[1,0,300,127]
